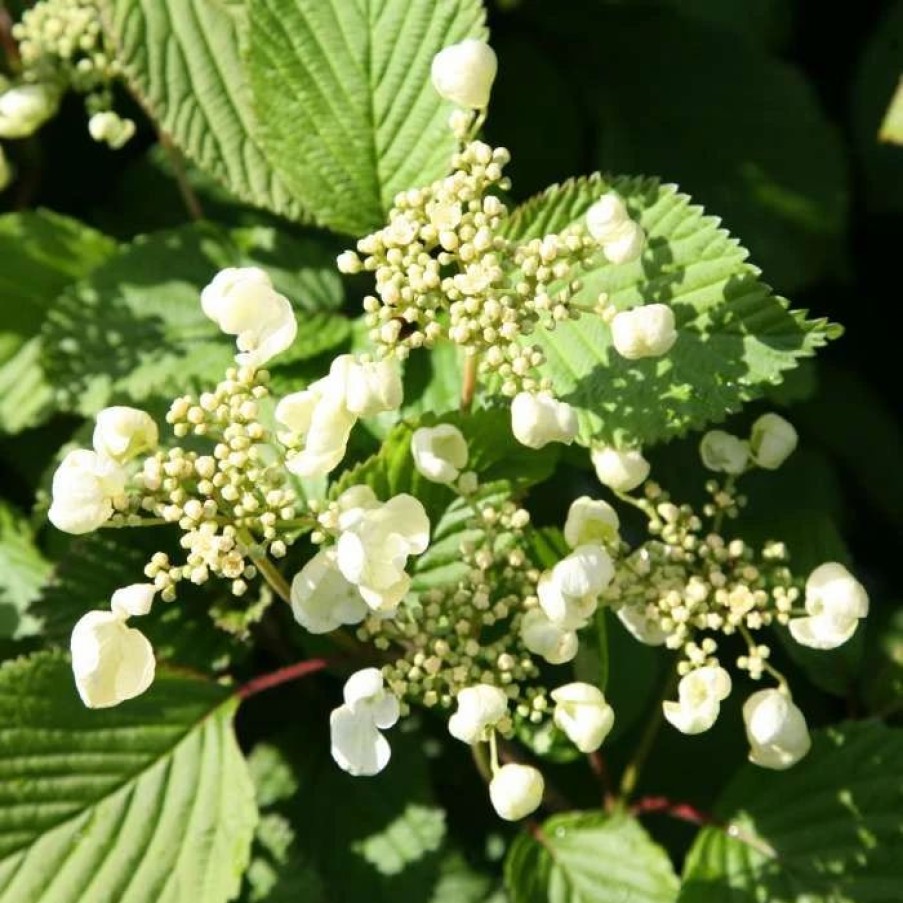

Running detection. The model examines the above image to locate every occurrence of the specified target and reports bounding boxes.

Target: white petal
[489,764,544,821]
[343,667,386,707]
[329,705,392,777]
[290,549,368,634]
[110,584,156,618]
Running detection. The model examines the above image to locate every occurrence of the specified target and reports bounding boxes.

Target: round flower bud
[93,406,159,463]
[564,496,620,548]
[789,562,869,650]
[0,145,11,193]
[201,267,297,368]
[663,666,731,735]
[448,684,508,745]
[699,430,749,474]
[551,682,615,753]
[610,304,677,360]
[0,83,60,139]
[431,39,498,109]
[511,392,578,449]
[520,607,579,664]
[749,412,797,470]
[411,424,469,484]
[88,111,136,149]
[489,763,544,821]
[48,449,128,535]
[743,688,811,770]
[586,193,630,243]
[591,445,650,492]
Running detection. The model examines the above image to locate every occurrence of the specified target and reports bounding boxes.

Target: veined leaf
[679,721,903,902]
[244,0,486,235]
[0,502,50,640]
[102,0,306,220]
[0,652,257,903]
[505,810,679,903]
[502,175,838,448]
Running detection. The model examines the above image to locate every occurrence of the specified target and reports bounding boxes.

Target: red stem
[237,658,328,700]
[630,795,713,827]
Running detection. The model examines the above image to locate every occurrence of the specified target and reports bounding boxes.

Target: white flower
[553,544,614,598]
[345,357,403,417]
[93,406,159,463]
[275,365,357,477]
[330,668,400,776]
[71,587,156,708]
[87,111,135,149]
[615,603,667,645]
[448,684,508,744]
[336,494,430,610]
[201,267,297,368]
[663,666,732,735]
[511,392,577,449]
[0,146,11,193]
[585,193,645,263]
[610,304,677,360]
[49,449,128,534]
[602,220,645,264]
[489,763,544,821]
[291,548,369,634]
[749,413,797,470]
[412,424,469,484]
[699,430,749,475]
[563,496,620,548]
[591,445,650,492]
[0,83,59,139]
[431,39,498,109]
[551,683,615,753]
[743,688,811,770]
[789,562,869,650]
[537,572,595,629]
[520,607,579,664]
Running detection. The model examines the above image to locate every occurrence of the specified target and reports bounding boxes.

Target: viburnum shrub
[1,1,899,901]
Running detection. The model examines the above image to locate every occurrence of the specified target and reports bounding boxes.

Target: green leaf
[244,0,486,235]
[0,211,116,433]
[102,0,306,220]
[502,175,838,448]
[505,811,679,903]
[0,502,50,640]
[879,76,903,144]
[679,721,903,902]
[42,222,350,415]
[0,651,257,903]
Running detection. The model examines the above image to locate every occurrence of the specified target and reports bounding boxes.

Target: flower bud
[789,562,869,650]
[586,193,630,242]
[602,220,646,264]
[591,445,650,492]
[489,763,544,821]
[291,548,368,634]
[749,412,797,470]
[345,358,403,417]
[564,496,620,548]
[448,684,508,744]
[610,304,677,360]
[552,544,614,600]
[0,83,60,139]
[551,682,615,753]
[88,111,136,149]
[520,607,578,664]
[699,430,749,474]
[511,392,577,449]
[49,449,128,535]
[0,146,11,193]
[201,267,297,368]
[93,406,159,463]
[431,39,498,109]
[663,666,731,735]
[743,688,811,770]
[411,424,469,484]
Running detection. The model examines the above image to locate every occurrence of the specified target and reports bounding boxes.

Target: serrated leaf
[504,811,679,903]
[0,651,257,903]
[244,0,486,235]
[0,211,116,433]
[503,175,838,448]
[0,502,50,640]
[41,222,350,415]
[102,0,306,220]
[679,721,903,902]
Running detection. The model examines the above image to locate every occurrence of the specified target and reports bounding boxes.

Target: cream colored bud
[448,684,508,744]
[749,413,797,470]
[88,111,135,149]
[563,496,620,547]
[699,430,749,475]
[663,666,731,735]
[585,193,630,242]
[610,304,676,360]
[93,406,159,463]
[520,608,578,664]
[411,424,469,484]
[0,83,60,139]
[591,445,650,492]
[489,763,544,821]
[345,358,403,417]
[49,449,128,535]
[511,392,577,449]
[431,39,498,109]
[743,688,811,770]
[551,682,615,753]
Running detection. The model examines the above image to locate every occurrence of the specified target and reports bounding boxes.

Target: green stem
[460,353,479,413]
[472,741,493,784]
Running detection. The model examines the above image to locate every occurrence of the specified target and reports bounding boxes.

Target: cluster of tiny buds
[365,497,547,724]
[605,479,799,680]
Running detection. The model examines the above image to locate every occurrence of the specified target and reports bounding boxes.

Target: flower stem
[460,353,479,413]
[237,658,328,700]
[158,130,204,221]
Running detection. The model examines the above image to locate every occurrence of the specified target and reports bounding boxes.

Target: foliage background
[1,0,902,900]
